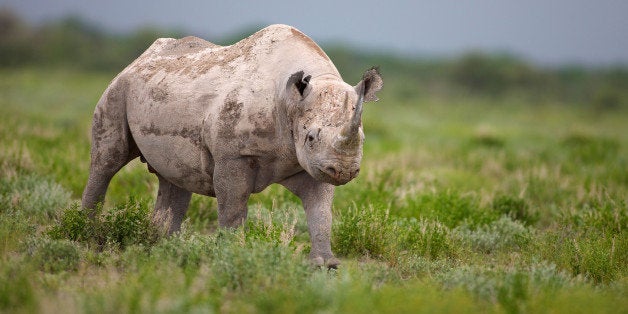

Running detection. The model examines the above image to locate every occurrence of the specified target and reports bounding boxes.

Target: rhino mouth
[313,164,359,186]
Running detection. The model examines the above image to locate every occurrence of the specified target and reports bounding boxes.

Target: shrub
[439,262,575,311]
[567,198,627,236]
[452,216,532,254]
[403,190,497,228]
[208,230,310,293]
[102,198,163,248]
[561,133,619,164]
[334,168,404,210]
[0,264,36,312]
[571,235,624,284]
[245,205,300,247]
[397,218,453,259]
[24,238,80,273]
[541,229,626,284]
[469,132,505,149]
[48,198,164,249]
[0,174,70,219]
[0,209,36,254]
[335,205,460,261]
[150,226,213,269]
[492,195,539,226]
[540,197,628,284]
[47,202,92,242]
[333,205,397,259]
[185,194,217,231]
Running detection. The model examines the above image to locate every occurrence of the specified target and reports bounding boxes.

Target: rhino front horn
[334,86,364,152]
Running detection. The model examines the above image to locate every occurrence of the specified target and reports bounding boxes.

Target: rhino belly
[128,114,215,196]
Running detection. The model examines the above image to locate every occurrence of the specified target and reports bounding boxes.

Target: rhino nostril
[325,166,337,176]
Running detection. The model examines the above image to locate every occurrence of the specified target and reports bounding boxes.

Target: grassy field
[1,68,627,313]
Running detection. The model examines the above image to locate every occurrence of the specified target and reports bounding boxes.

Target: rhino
[81,24,383,268]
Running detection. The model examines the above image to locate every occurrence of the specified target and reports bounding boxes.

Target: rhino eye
[306,128,320,146]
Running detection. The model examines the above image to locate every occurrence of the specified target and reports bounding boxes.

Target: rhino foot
[310,256,340,269]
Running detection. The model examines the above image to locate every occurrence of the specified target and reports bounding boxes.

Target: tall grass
[0,68,627,313]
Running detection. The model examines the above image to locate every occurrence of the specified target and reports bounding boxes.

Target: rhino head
[286,68,383,185]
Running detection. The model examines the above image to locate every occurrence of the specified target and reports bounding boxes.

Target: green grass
[1,67,627,313]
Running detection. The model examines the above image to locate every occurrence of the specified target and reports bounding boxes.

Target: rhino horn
[349,81,365,135]
[334,85,364,151]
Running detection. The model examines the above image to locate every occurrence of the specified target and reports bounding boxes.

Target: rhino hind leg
[153,174,192,234]
[82,141,139,212]
[82,81,139,212]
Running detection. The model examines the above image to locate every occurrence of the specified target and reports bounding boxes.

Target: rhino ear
[287,71,312,100]
[356,67,383,102]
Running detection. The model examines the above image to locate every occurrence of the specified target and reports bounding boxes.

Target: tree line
[1,8,626,108]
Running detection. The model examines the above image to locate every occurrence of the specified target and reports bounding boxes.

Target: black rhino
[82,24,383,268]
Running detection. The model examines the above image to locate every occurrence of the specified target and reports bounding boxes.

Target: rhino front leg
[153,174,192,234]
[213,159,254,228]
[280,171,339,269]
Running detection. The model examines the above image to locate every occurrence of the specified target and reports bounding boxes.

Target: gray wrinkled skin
[81,24,383,268]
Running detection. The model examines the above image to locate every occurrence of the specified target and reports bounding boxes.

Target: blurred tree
[449,52,548,95]
[0,9,626,109]
[0,8,36,66]
[34,16,106,67]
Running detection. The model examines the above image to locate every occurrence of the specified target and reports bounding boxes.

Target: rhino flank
[82,24,383,268]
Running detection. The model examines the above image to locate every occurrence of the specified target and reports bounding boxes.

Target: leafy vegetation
[1,10,627,314]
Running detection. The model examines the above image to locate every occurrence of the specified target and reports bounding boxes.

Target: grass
[0,67,627,313]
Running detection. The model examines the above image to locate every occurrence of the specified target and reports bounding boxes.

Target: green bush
[333,205,397,259]
[439,262,575,312]
[24,238,80,273]
[102,198,163,248]
[492,195,539,226]
[567,198,627,236]
[397,218,453,259]
[336,169,403,210]
[452,216,532,254]
[48,198,164,249]
[540,197,628,283]
[150,226,213,269]
[245,205,301,247]
[561,133,619,164]
[403,190,498,228]
[0,209,36,254]
[469,132,506,149]
[570,234,625,284]
[209,230,310,293]
[185,194,218,231]
[541,229,627,284]
[47,202,92,242]
[0,174,70,219]
[0,264,36,312]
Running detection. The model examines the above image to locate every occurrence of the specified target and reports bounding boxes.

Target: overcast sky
[3,0,628,65]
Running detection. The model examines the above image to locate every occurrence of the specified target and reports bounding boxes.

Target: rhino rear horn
[349,83,364,135]
[287,70,312,99]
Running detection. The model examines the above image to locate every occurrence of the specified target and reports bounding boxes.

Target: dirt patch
[158,36,219,57]
[139,123,203,147]
[149,87,168,102]
[218,89,243,139]
[248,108,276,139]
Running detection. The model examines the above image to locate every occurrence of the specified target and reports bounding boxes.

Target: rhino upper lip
[313,164,352,185]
